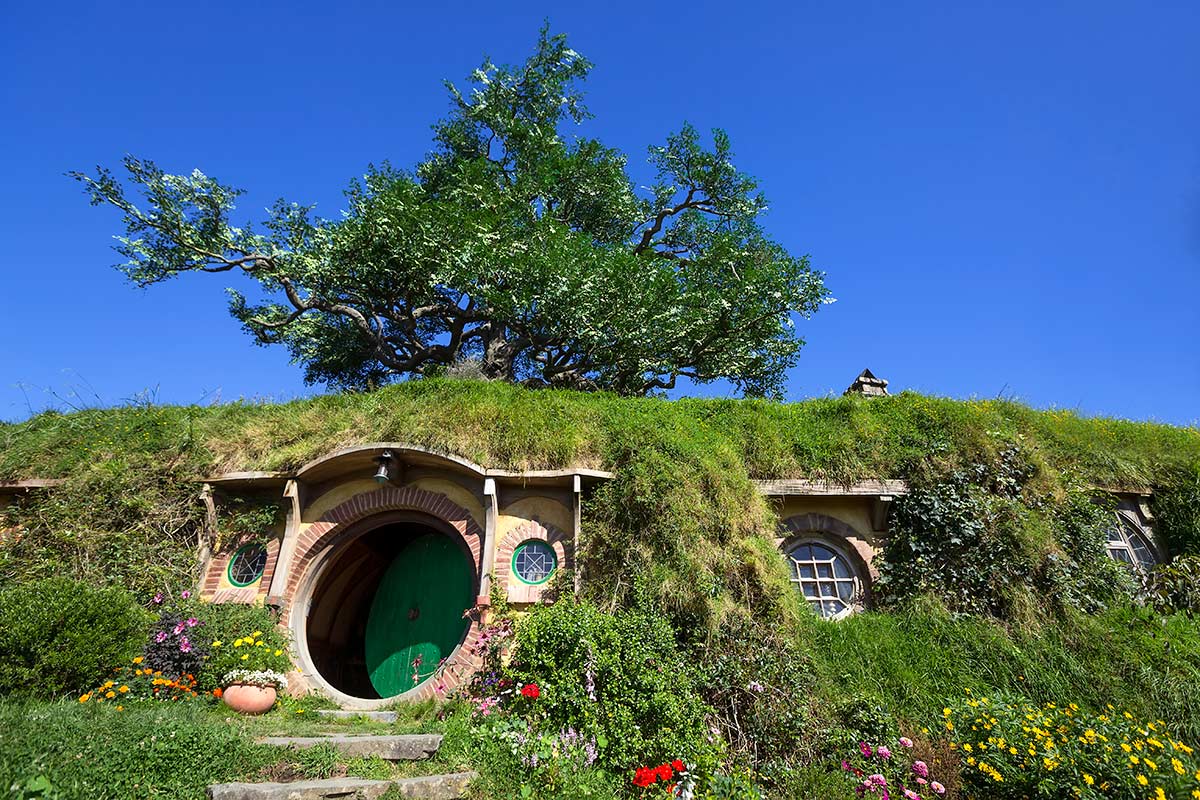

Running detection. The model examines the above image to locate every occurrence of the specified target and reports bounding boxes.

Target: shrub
[696,614,818,787]
[503,600,717,772]
[143,590,208,679]
[1152,464,1200,557]
[0,578,150,699]
[1141,555,1200,617]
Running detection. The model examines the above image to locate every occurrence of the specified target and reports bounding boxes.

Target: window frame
[1105,511,1159,575]
[511,539,558,586]
[227,542,269,587]
[783,536,865,621]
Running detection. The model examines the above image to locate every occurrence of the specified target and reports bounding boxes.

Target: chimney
[844,369,888,397]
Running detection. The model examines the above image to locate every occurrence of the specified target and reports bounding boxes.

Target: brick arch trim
[283,485,487,704]
[285,485,485,604]
[495,519,574,603]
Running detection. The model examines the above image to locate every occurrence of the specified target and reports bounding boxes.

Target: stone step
[257,734,442,761]
[315,710,399,723]
[207,772,476,800]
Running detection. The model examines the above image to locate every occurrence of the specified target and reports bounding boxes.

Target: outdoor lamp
[373,451,394,484]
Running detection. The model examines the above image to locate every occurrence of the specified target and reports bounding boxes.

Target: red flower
[520,683,540,699]
[633,767,656,788]
[671,759,685,773]
[656,764,673,781]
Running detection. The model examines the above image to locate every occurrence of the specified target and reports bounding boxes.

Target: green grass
[0,697,473,800]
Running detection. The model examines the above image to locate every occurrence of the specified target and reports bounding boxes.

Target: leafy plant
[1151,464,1200,557]
[0,578,150,699]
[205,628,290,688]
[71,28,827,398]
[142,590,208,678]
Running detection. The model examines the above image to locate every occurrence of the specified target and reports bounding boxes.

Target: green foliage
[695,615,818,790]
[490,600,716,774]
[0,578,150,699]
[876,442,1130,619]
[0,700,272,799]
[1151,464,1200,556]
[71,29,826,397]
[214,493,283,551]
[1141,555,1200,617]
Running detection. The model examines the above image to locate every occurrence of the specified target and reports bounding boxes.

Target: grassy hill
[2,380,1199,798]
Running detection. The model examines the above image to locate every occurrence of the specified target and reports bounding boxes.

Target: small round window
[786,540,862,620]
[513,540,557,585]
[228,543,268,587]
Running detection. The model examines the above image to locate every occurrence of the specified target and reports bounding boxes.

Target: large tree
[73,28,828,397]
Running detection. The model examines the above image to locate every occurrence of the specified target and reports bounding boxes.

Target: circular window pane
[228,543,268,587]
[786,540,860,619]
[513,540,557,585]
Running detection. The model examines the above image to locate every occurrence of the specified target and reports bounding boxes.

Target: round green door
[364,532,472,697]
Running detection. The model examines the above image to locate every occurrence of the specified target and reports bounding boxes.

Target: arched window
[1105,514,1158,574]
[785,539,864,620]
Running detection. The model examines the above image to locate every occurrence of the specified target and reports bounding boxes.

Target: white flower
[223,669,288,688]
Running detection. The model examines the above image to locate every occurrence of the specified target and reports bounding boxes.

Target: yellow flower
[118,685,129,693]
[1083,774,1094,786]
[1156,789,1166,800]
[115,705,124,711]
[1144,758,1158,771]
[274,650,282,656]
[241,654,249,660]
[104,691,115,699]
[255,641,264,647]
[212,640,223,647]
[963,744,973,753]
[79,694,90,703]
[1137,775,1148,786]
[132,656,143,664]
[233,638,243,647]
[252,630,262,638]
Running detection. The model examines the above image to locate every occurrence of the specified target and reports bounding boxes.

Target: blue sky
[2,1,1197,425]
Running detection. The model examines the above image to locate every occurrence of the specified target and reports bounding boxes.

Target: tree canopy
[73,27,828,398]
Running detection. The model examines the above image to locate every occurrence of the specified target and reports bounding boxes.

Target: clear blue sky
[2,1,1197,425]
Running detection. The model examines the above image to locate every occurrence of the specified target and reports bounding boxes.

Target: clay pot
[221,682,277,714]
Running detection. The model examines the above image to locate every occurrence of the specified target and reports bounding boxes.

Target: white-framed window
[785,539,864,620]
[1105,513,1158,574]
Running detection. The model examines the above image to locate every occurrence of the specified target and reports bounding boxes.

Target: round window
[786,540,861,619]
[228,543,268,587]
[512,540,557,585]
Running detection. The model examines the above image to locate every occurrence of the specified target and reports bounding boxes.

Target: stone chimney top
[844,368,889,397]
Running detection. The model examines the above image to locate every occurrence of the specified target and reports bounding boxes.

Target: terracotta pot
[222,682,277,714]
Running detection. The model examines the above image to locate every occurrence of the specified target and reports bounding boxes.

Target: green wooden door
[364,532,472,698]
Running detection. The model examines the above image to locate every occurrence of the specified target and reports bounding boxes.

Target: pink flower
[867,774,887,787]
[186,617,198,627]
[173,621,185,635]
[912,760,929,778]
[180,590,191,599]
[152,592,164,604]
[931,782,945,795]
[859,741,874,758]
[877,745,892,759]
[903,790,920,800]
[899,737,914,748]
[917,777,928,786]
[179,636,192,653]
[155,631,168,643]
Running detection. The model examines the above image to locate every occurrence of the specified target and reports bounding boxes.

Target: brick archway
[286,486,486,706]
[779,512,875,611]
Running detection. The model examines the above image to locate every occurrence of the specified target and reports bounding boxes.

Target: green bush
[1152,464,1200,557]
[510,600,716,772]
[0,578,150,698]
[695,614,817,790]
